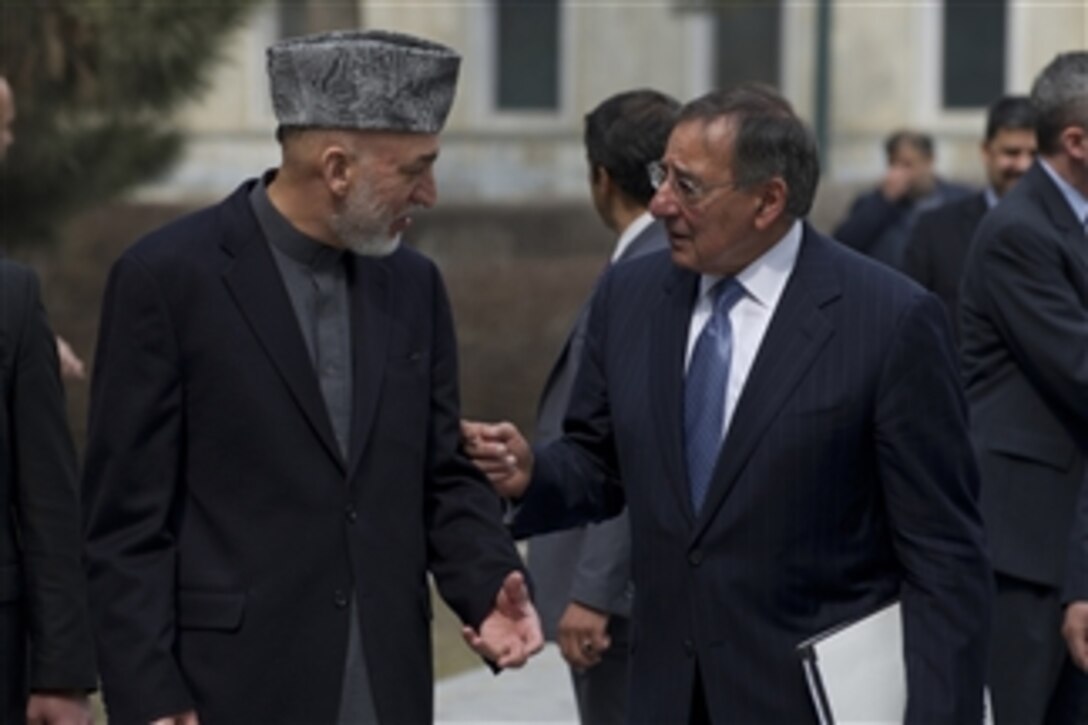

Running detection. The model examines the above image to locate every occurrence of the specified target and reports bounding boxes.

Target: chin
[347,233,402,258]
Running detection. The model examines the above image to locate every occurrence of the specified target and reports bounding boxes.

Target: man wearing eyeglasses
[464,84,990,723]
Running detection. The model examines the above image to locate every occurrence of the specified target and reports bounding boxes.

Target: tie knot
[712,278,746,316]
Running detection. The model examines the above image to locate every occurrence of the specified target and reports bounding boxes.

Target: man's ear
[1059,124,1088,163]
[752,177,788,231]
[321,143,354,198]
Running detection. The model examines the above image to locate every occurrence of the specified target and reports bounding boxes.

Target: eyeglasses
[647,160,738,208]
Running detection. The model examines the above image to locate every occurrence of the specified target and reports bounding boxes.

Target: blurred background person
[525,88,678,725]
[903,95,1037,341]
[833,129,971,269]
[960,51,1088,725]
[0,75,86,381]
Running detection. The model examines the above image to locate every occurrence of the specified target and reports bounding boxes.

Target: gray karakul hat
[267,29,461,134]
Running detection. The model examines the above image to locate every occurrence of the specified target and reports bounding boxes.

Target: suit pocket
[177,590,246,631]
[0,563,20,603]
[984,427,1077,472]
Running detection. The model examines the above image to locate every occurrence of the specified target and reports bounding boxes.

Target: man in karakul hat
[82,29,543,725]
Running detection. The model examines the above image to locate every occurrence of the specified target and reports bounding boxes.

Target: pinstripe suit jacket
[515,224,991,723]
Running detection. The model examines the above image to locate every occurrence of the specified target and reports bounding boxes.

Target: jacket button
[345,505,358,523]
[688,549,703,566]
[333,590,349,608]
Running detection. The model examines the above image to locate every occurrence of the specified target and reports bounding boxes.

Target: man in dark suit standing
[525,89,676,724]
[833,130,971,270]
[1,73,96,725]
[904,96,1036,342]
[961,51,1088,724]
[466,85,990,723]
[82,30,541,725]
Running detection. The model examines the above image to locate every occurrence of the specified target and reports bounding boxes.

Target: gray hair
[1031,51,1088,155]
[676,84,820,219]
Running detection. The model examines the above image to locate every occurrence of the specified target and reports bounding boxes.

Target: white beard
[329,179,404,258]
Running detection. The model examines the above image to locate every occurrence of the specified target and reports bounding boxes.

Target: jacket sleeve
[875,291,992,724]
[833,191,908,253]
[421,262,526,631]
[567,512,631,616]
[8,265,98,692]
[82,255,193,723]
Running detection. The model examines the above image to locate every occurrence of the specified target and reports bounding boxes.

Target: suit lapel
[346,255,391,478]
[692,228,840,539]
[220,199,345,470]
[650,265,702,525]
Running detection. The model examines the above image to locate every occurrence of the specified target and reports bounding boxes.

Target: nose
[411,168,437,209]
[648,182,679,219]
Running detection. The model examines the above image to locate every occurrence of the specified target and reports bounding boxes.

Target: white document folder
[796,600,991,725]
[797,600,904,725]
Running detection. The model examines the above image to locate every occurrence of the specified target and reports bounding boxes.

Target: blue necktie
[684,278,745,513]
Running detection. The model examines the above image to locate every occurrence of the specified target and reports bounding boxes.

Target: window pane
[943,0,1006,109]
[496,0,560,111]
[714,1,782,89]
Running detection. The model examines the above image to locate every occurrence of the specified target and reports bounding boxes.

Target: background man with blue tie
[465,84,991,723]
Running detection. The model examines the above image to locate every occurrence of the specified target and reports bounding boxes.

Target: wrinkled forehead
[665,116,737,174]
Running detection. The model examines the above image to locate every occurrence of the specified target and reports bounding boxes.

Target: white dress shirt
[611,211,656,262]
[684,220,803,441]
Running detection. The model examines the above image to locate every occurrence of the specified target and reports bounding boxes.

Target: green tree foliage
[0,0,264,246]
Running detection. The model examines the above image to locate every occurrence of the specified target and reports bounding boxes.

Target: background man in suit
[960,51,1088,724]
[466,84,990,723]
[1,71,96,725]
[1,75,86,380]
[904,96,1037,341]
[833,129,971,270]
[524,89,676,724]
[82,30,541,725]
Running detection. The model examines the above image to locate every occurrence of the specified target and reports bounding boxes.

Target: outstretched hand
[462,571,544,669]
[461,420,533,499]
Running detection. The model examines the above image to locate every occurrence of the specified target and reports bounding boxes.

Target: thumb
[501,571,529,608]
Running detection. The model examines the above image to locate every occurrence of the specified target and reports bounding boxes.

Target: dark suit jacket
[834,179,972,270]
[515,224,991,723]
[82,181,523,725]
[903,192,988,342]
[960,162,1088,594]
[0,260,96,719]
[528,219,667,637]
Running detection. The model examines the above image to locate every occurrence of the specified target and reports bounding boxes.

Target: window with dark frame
[942,0,1006,109]
[495,0,561,111]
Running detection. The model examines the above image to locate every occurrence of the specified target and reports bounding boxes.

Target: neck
[266,169,342,248]
[1043,152,1088,198]
[607,194,647,236]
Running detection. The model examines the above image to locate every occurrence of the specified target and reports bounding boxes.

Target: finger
[501,571,529,607]
[461,626,494,659]
[474,460,517,476]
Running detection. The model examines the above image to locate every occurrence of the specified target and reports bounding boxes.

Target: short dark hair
[985,95,1036,141]
[676,83,820,219]
[275,124,306,144]
[1031,51,1088,155]
[584,89,680,205]
[883,130,933,162]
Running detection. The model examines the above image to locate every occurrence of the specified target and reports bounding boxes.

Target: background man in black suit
[904,96,1036,341]
[833,129,971,270]
[521,89,677,724]
[82,30,541,725]
[960,51,1088,724]
[467,85,990,723]
[1,72,96,725]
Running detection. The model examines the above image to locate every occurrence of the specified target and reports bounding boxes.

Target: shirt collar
[250,171,344,269]
[984,186,1000,209]
[612,211,656,262]
[1039,158,1088,229]
[697,219,804,309]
